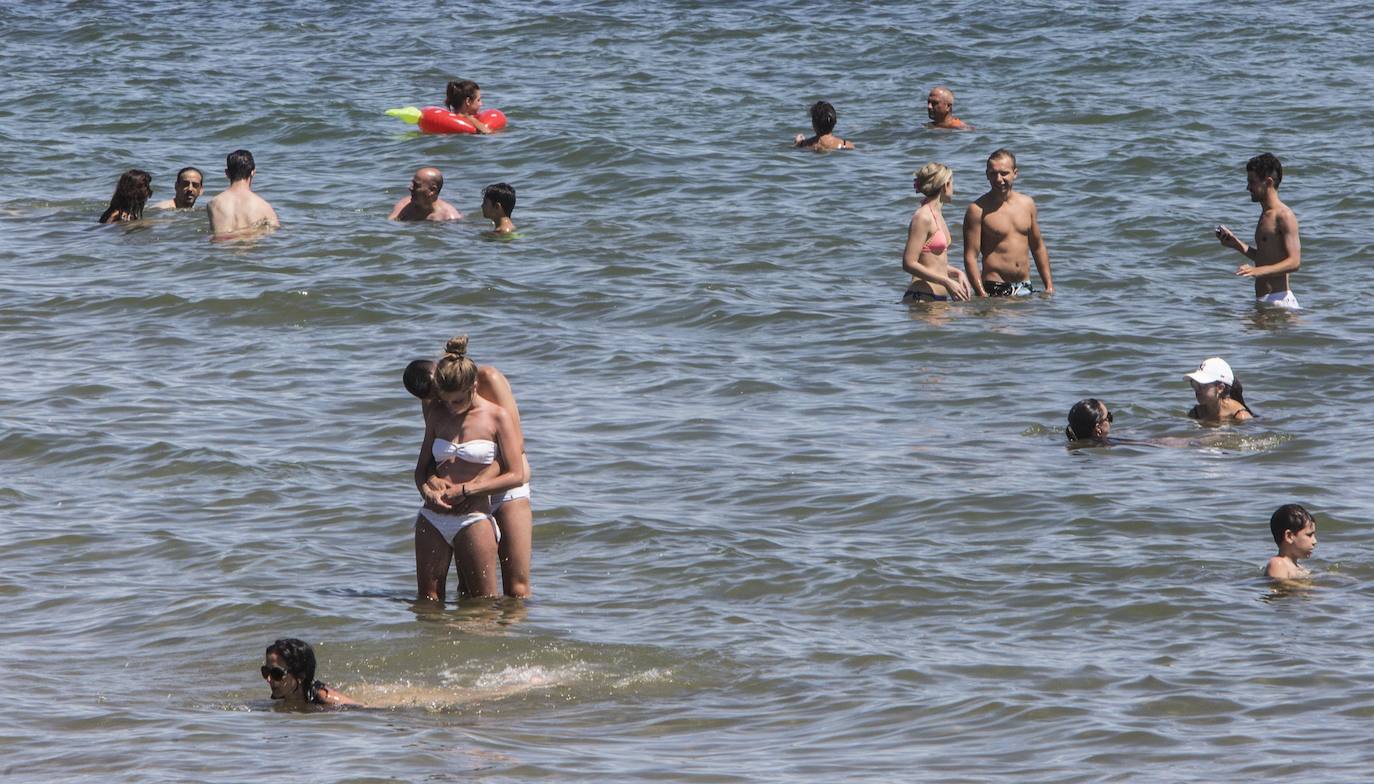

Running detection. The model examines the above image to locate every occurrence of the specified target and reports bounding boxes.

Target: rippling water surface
[4,1,1374,781]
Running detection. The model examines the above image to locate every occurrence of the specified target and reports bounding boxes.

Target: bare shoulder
[964,198,985,219]
[1012,191,1038,210]
[1265,556,1296,579]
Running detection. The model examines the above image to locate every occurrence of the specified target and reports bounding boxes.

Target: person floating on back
[153,167,204,210]
[98,169,153,224]
[389,167,461,221]
[481,183,517,234]
[1184,357,1255,423]
[1265,504,1317,581]
[963,149,1053,297]
[261,638,359,708]
[446,79,497,135]
[1215,153,1301,310]
[925,86,972,130]
[206,149,279,239]
[794,101,854,151]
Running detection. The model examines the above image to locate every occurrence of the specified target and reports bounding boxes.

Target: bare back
[207,183,279,237]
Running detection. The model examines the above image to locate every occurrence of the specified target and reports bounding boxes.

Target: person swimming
[1065,398,1113,443]
[261,638,358,707]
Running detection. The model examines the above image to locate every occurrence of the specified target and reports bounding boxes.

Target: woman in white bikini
[414,336,526,600]
[405,358,534,598]
[901,162,970,302]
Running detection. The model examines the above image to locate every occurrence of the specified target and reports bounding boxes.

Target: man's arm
[1028,201,1053,293]
[262,200,281,228]
[962,202,986,297]
[388,196,409,221]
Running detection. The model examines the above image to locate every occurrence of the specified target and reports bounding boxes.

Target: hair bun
[444,335,469,358]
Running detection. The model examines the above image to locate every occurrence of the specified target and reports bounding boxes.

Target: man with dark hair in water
[207,149,279,238]
[389,167,461,221]
[963,149,1053,297]
[153,167,204,210]
[1215,152,1301,309]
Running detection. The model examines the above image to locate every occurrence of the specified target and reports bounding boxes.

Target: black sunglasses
[1106,411,1114,423]
[261,665,288,681]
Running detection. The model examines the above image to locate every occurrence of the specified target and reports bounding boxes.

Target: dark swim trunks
[983,280,1034,297]
[902,287,948,303]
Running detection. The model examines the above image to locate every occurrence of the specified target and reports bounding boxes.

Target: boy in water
[1265,503,1317,580]
[482,182,517,234]
[1215,153,1301,309]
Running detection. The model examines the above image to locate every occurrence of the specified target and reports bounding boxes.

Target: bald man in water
[925,86,972,130]
[389,167,462,222]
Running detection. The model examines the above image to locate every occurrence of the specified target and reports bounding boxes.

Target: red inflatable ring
[417,107,508,135]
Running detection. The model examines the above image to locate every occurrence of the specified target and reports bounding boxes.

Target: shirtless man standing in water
[963,149,1053,297]
[207,149,279,238]
[1215,153,1301,309]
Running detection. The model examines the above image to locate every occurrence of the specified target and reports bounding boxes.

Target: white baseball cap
[1185,357,1234,386]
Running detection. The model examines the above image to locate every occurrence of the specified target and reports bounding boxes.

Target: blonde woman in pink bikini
[902,162,969,302]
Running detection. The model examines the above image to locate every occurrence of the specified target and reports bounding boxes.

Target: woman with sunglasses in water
[261,638,358,707]
[1065,398,1114,444]
[1184,357,1255,422]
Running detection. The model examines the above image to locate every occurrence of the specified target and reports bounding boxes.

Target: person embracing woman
[414,336,527,600]
[901,162,970,303]
[405,356,534,598]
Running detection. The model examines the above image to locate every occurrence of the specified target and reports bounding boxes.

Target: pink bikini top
[919,202,950,254]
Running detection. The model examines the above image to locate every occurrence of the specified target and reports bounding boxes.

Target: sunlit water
[3,1,1374,781]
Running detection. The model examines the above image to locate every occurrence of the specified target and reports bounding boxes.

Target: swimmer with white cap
[1185,357,1255,422]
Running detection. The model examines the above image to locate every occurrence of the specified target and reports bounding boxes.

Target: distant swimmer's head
[1246,152,1283,202]
[225,149,256,183]
[410,167,444,206]
[913,162,953,202]
[809,101,837,135]
[1270,504,1317,563]
[99,168,154,223]
[481,182,516,219]
[264,638,319,704]
[926,86,954,122]
[1065,398,1112,442]
[446,79,482,114]
[985,148,1017,193]
[435,335,478,410]
[173,167,204,208]
[403,358,437,400]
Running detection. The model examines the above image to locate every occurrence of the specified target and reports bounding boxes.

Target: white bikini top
[432,437,497,465]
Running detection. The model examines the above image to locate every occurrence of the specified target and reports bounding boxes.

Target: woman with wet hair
[444,78,496,134]
[902,162,970,302]
[1065,398,1113,443]
[97,169,153,223]
[793,100,854,150]
[1184,357,1255,422]
[404,357,534,598]
[413,336,527,600]
[261,638,357,707]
